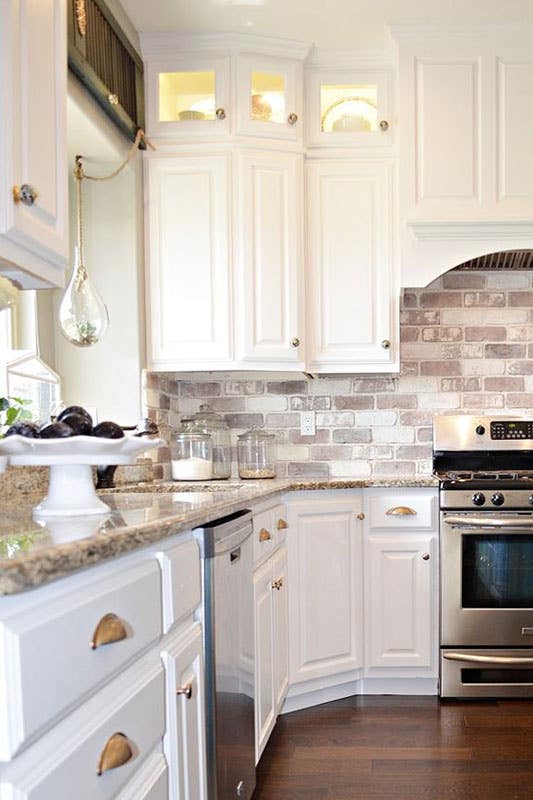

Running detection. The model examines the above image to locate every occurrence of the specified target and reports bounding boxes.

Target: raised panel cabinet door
[235,151,304,368]
[253,558,275,763]
[0,0,68,274]
[496,58,533,213]
[287,497,364,685]
[271,545,289,712]
[145,154,232,370]
[365,534,436,671]
[306,160,398,373]
[161,623,207,800]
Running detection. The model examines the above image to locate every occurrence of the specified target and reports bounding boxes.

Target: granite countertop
[0,476,438,596]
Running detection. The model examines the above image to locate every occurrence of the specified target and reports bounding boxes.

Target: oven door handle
[443,652,533,666]
[444,515,533,530]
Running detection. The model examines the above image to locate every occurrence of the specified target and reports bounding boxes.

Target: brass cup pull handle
[97,732,133,776]
[421,553,431,561]
[91,613,128,650]
[379,119,389,131]
[176,683,193,700]
[259,528,272,542]
[386,506,418,516]
[215,107,226,120]
[13,184,38,206]
[277,518,288,530]
[287,112,298,125]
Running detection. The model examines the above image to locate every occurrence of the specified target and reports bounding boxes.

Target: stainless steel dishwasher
[195,510,255,800]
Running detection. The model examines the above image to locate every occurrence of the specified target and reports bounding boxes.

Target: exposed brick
[441,344,484,359]
[332,428,372,444]
[485,343,526,359]
[225,380,265,395]
[420,292,462,308]
[351,378,395,393]
[401,291,418,308]
[462,394,505,409]
[290,395,331,411]
[400,411,434,426]
[180,382,221,397]
[288,462,330,477]
[400,361,419,376]
[264,413,300,428]
[417,427,433,443]
[421,327,463,342]
[376,395,418,409]
[441,377,482,392]
[396,445,433,460]
[508,292,533,306]
[484,377,525,392]
[464,326,507,341]
[290,429,330,445]
[223,413,263,429]
[400,326,420,342]
[464,292,505,307]
[508,361,533,375]
[506,394,533,408]
[372,461,416,477]
[266,381,308,395]
[334,395,375,410]
[443,273,486,289]
[310,445,353,460]
[420,361,461,376]
[400,310,440,325]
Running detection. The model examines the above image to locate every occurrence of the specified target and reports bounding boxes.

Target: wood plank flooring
[254,696,533,799]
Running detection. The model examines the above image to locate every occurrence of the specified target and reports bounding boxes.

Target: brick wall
[145,270,533,480]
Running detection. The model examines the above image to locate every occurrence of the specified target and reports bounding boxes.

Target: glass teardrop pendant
[58,245,109,346]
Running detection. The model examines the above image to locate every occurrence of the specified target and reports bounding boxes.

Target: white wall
[51,75,145,425]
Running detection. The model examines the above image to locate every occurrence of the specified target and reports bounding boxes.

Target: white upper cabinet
[235,151,304,369]
[236,55,303,142]
[145,153,233,371]
[0,0,68,288]
[306,68,393,148]
[306,159,399,372]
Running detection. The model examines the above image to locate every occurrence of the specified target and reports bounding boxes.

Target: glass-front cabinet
[145,56,231,138]
[236,55,302,141]
[306,69,392,147]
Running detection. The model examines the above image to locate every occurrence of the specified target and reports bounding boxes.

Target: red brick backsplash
[144,270,533,480]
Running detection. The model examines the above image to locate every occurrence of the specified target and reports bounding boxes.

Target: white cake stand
[0,435,163,517]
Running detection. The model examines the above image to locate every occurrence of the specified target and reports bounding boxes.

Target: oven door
[441,511,533,646]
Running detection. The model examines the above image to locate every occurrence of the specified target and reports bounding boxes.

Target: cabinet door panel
[497,59,533,210]
[236,151,303,368]
[161,624,207,800]
[236,55,302,142]
[253,559,275,762]
[287,498,363,684]
[145,154,232,369]
[307,160,397,372]
[0,0,68,270]
[365,534,436,671]
[271,546,289,711]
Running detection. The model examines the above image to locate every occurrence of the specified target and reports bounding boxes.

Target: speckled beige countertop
[0,476,438,596]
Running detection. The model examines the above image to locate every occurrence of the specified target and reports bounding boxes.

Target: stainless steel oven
[434,415,533,698]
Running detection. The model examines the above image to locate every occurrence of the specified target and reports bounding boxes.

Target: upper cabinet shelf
[141,34,310,145]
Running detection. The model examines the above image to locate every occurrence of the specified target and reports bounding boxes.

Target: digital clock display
[490,421,533,440]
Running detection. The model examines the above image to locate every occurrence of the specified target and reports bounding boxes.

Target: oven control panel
[490,421,533,440]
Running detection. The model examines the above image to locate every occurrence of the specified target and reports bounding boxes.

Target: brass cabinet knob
[277,518,288,530]
[356,512,365,520]
[108,93,119,106]
[379,120,389,131]
[176,683,193,700]
[13,184,38,206]
[259,528,272,542]
[97,732,133,775]
[287,112,298,125]
[290,337,300,348]
[90,613,128,649]
[386,506,417,516]
[381,339,391,349]
[215,107,226,120]
[421,553,431,561]
[271,578,283,590]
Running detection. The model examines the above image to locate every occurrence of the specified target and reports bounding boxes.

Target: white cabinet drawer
[252,509,275,564]
[156,538,201,633]
[271,504,289,549]
[115,750,168,800]
[366,489,438,530]
[0,654,165,799]
[0,560,162,759]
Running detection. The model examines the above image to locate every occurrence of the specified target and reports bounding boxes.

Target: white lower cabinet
[161,622,207,800]
[286,493,364,687]
[364,533,436,672]
[254,544,288,763]
[115,750,168,800]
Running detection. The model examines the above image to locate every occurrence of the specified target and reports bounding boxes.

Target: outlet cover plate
[300,411,316,436]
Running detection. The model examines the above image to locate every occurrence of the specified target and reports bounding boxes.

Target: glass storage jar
[170,430,213,481]
[237,429,277,479]
[186,404,231,480]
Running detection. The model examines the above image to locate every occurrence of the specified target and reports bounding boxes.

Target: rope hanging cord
[74,128,155,183]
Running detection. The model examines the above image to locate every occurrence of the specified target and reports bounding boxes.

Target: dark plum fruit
[60,413,93,436]
[39,422,75,439]
[4,422,40,438]
[57,406,93,426]
[93,421,124,439]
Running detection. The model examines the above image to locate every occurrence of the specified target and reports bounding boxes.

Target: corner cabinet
[0,0,68,288]
[306,160,399,372]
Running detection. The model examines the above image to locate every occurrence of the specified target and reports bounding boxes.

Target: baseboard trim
[281,676,438,713]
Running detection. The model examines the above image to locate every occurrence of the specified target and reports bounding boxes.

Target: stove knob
[491,492,505,506]
[472,492,486,506]
[475,425,486,436]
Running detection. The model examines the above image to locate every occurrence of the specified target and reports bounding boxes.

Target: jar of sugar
[170,430,213,481]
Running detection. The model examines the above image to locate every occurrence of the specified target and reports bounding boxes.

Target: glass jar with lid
[185,404,231,480]
[170,429,213,481]
[237,429,277,479]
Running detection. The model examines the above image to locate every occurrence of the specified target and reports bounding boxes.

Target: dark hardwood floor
[254,695,533,799]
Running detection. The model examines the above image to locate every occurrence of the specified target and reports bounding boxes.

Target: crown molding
[408,219,533,242]
[140,31,312,61]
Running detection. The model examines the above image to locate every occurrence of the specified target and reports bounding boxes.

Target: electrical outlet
[300,411,316,436]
